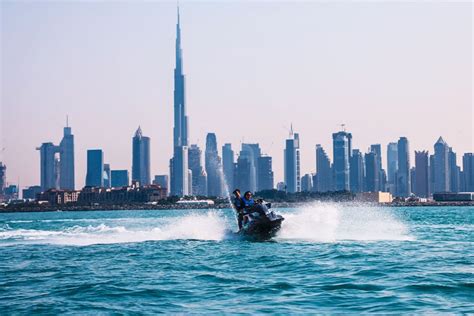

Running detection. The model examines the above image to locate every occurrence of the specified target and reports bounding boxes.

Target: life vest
[242,197,255,207]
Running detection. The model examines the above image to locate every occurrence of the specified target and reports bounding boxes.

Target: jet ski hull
[238,204,284,240]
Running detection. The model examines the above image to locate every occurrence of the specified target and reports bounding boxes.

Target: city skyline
[1,2,472,189]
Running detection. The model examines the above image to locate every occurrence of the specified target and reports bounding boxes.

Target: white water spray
[0,212,230,246]
[277,202,413,242]
[0,204,413,246]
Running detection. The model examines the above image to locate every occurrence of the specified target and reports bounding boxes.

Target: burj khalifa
[170,7,189,196]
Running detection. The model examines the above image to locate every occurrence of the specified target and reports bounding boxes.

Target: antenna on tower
[66,115,69,128]
[341,123,346,132]
[289,123,294,138]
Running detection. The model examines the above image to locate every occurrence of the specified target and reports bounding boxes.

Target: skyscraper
[315,144,332,192]
[188,144,207,196]
[222,143,234,191]
[332,130,352,191]
[370,144,385,191]
[448,148,460,193]
[257,156,274,191]
[132,126,151,186]
[284,127,300,193]
[0,162,6,195]
[170,147,189,196]
[86,149,104,187]
[414,151,429,198]
[462,153,474,191]
[170,7,189,197]
[153,175,170,196]
[387,142,398,194]
[301,174,313,192]
[430,154,435,194]
[235,155,252,193]
[240,143,261,193]
[396,137,411,197]
[364,151,379,192]
[205,133,222,197]
[59,123,74,190]
[433,137,450,193]
[103,163,111,188]
[410,167,416,195]
[37,142,59,191]
[350,149,364,193]
[111,170,129,187]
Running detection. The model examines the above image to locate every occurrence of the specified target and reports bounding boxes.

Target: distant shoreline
[0,201,473,214]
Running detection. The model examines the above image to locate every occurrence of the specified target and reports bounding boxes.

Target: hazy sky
[1,1,473,190]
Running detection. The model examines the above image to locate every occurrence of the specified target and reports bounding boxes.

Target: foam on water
[0,211,229,246]
[0,204,413,246]
[277,202,414,242]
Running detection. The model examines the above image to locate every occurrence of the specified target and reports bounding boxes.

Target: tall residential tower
[284,126,300,193]
[132,126,151,186]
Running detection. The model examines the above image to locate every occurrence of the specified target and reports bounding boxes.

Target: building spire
[177,2,180,25]
[135,125,143,138]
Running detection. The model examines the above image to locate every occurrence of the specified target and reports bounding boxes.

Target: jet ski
[239,203,284,240]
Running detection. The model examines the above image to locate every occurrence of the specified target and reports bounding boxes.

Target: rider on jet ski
[232,189,257,230]
[232,189,284,239]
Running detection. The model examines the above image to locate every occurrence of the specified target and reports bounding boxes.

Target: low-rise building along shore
[1,191,473,213]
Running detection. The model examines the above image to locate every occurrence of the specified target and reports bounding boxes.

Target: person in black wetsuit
[232,189,245,230]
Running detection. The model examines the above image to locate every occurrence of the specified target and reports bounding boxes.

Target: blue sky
[1,1,472,189]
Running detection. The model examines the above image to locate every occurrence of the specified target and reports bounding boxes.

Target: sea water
[0,204,472,313]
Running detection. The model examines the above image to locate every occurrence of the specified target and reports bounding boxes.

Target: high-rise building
[462,153,474,192]
[396,137,411,197]
[222,143,234,191]
[59,123,75,190]
[0,162,6,195]
[315,144,332,192]
[257,156,274,191]
[414,151,429,198]
[276,182,286,192]
[132,126,151,186]
[37,125,74,192]
[205,133,222,197]
[387,142,398,194]
[433,137,450,193]
[235,155,252,193]
[4,185,18,200]
[188,144,207,196]
[103,163,111,188]
[301,174,313,192]
[22,185,41,200]
[86,149,104,187]
[429,154,435,194]
[365,151,379,192]
[332,130,352,191]
[240,143,261,193]
[284,127,300,193]
[170,146,189,196]
[370,144,386,191]
[111,170,129,187]
[153,175,170,196]
[350,149,364,193]
[410,167,416,195]
[170,8,189,197]
[37,142,60,191]
[448,148,460,193]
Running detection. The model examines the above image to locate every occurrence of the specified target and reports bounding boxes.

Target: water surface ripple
[0,205,472,313]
